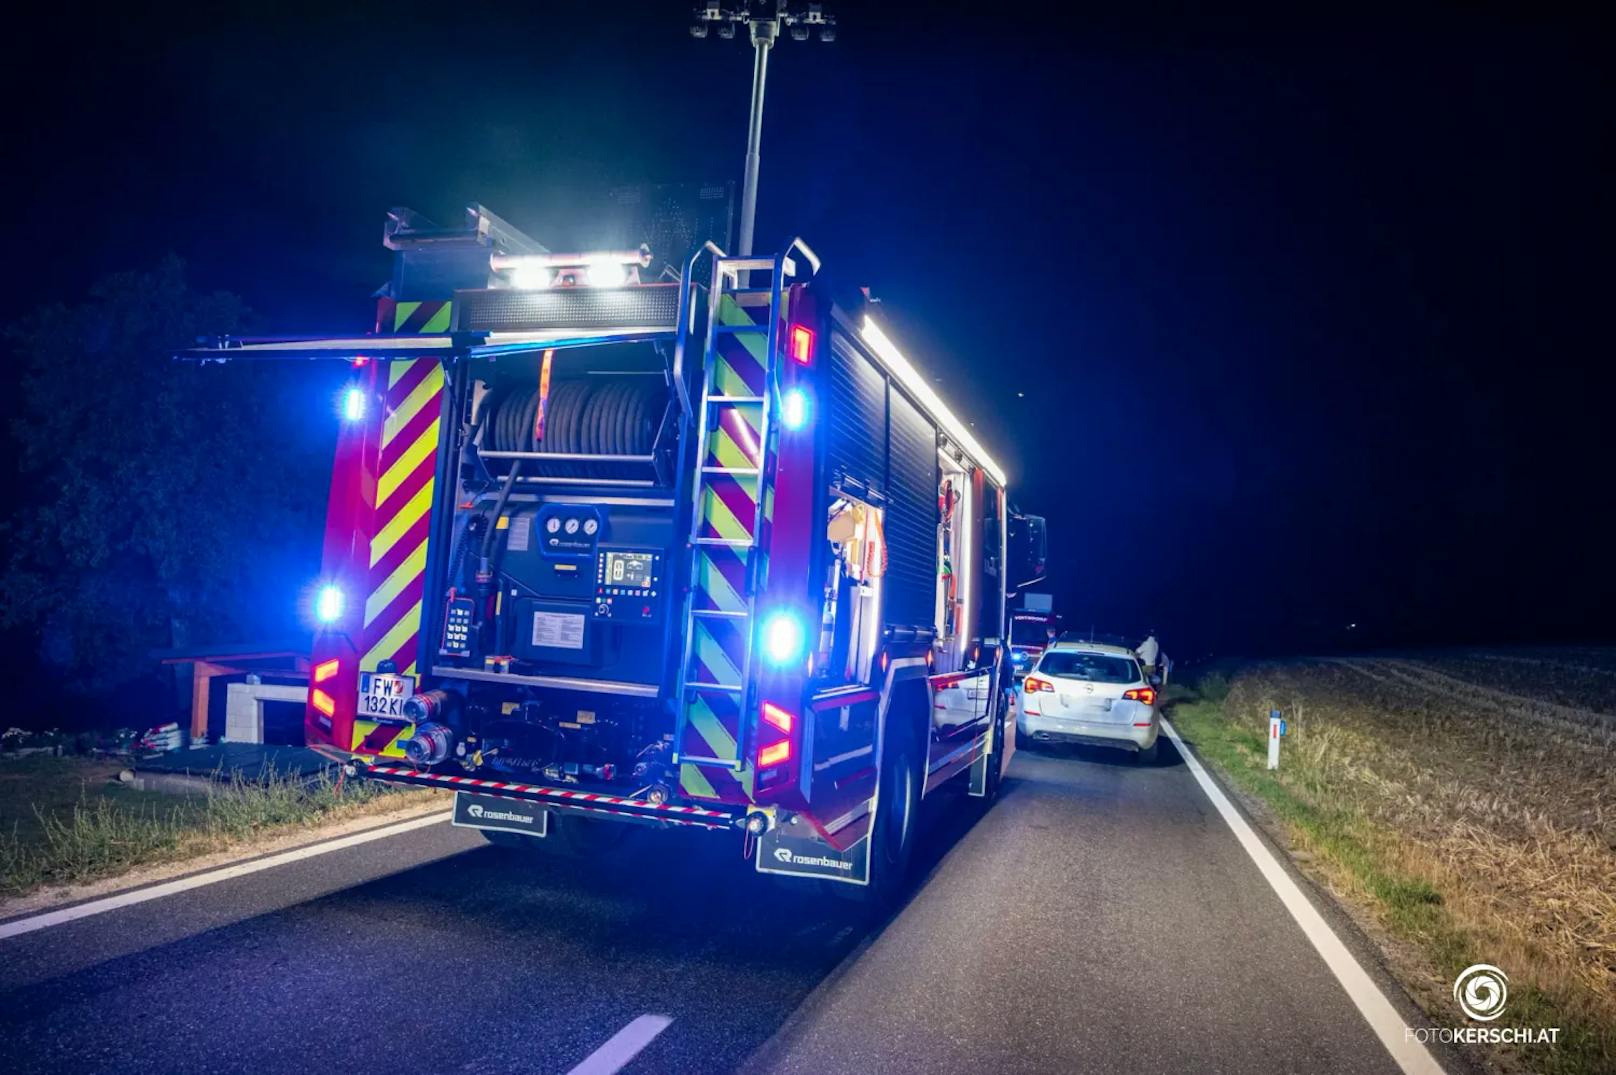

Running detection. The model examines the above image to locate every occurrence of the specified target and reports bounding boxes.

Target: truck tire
[979,706,1006,806]
[860,715,923,906]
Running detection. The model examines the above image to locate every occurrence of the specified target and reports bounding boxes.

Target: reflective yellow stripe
[364,537,428,627]
[687,698,739,760]
[370,481,434,567]
[679,763,718,799]
[392,304,421,334]
[362,599,422,671]
[376,418,439,506]
[420,305,452,333]
[383,366,443,446]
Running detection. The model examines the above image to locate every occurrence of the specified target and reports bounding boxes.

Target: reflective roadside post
[1268,709,1282,770]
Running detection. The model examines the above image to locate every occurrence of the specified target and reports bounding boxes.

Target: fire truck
[186,204,1046,900]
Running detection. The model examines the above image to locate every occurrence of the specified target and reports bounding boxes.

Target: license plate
[359,672,414,719]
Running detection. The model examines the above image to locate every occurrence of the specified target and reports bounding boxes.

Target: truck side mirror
[1007,511,1048,590]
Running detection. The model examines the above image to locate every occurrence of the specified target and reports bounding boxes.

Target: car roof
[1046,641,1138,658]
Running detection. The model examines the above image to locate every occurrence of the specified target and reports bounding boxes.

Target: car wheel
[1015,727,1035,752]
[1135,739,1159,765]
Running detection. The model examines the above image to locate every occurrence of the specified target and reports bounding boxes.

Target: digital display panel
[604,551,654,589]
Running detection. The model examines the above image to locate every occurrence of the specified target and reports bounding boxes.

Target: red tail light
[1023,675,1055,693]
[310,657,341,718]
[788,324,815,365]
[761,701,794,735]
[1123,686,1158,706]
[757,701,797,770]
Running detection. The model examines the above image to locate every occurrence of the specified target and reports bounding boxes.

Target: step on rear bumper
[354,761,744,831]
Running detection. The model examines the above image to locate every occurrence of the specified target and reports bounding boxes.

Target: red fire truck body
[189,206,1044,894]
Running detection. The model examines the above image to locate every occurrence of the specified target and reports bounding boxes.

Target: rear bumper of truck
[352,760,751,832]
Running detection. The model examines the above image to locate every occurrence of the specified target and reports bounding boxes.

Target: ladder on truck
[672,240,819,773]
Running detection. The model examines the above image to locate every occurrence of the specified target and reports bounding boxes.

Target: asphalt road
[0,736,1439,1074]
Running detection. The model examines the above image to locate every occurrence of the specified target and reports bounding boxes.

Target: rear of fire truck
[194,204,1045,900]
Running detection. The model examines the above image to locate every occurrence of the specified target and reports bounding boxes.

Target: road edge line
[1159,718,1445,1075]
[565,1014,673,1075]
[0,810,452,941]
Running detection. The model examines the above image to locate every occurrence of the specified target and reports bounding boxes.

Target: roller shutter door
[883,388,938,633]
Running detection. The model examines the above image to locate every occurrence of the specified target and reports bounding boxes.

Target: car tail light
[1024,675,1055,693]
[1123,686,1158,705]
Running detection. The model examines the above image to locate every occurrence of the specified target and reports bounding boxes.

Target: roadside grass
[0,755,439,900]
[1168,671,1615,1075]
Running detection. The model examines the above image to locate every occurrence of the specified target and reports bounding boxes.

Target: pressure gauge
[546,517,561,533]
[583,518,599,535]
[564,518,580,534]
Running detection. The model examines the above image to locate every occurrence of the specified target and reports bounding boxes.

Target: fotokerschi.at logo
[1403,962,1559,1048]
[1454,964,1507,1022]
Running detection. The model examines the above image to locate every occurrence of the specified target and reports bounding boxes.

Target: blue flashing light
[762,611,806,666]
[341,386,366,422]
[315,585,345,625]
[780,387,810,431]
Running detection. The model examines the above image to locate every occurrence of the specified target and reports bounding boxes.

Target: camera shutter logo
[1454,964,1508,1022]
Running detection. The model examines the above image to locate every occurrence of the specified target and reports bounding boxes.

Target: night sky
[4,3,1609,658]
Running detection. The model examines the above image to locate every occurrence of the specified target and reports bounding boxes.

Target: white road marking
[1159,719,1445,1075]
[565,1014,673,1075]
[0,811,452,941]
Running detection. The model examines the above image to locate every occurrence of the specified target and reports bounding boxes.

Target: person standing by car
[1137,632,1161,677]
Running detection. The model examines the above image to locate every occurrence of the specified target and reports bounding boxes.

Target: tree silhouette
[3,258,330,715]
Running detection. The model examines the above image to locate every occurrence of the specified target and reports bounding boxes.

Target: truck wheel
[481,829,543,852]
[860,718,922,906]
[978,710,1005,806]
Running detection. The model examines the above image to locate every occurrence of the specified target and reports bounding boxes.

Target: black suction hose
[479,460,522,565]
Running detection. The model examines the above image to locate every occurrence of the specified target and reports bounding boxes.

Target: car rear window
[1036,651,1140,684]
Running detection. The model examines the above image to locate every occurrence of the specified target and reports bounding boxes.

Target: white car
[1016,642,1162,763]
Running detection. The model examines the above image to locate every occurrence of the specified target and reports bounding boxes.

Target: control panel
[594,548,665,623]
[441,595,476,656]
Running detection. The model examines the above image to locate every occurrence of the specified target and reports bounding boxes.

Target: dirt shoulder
[1167,657,1615,1075]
